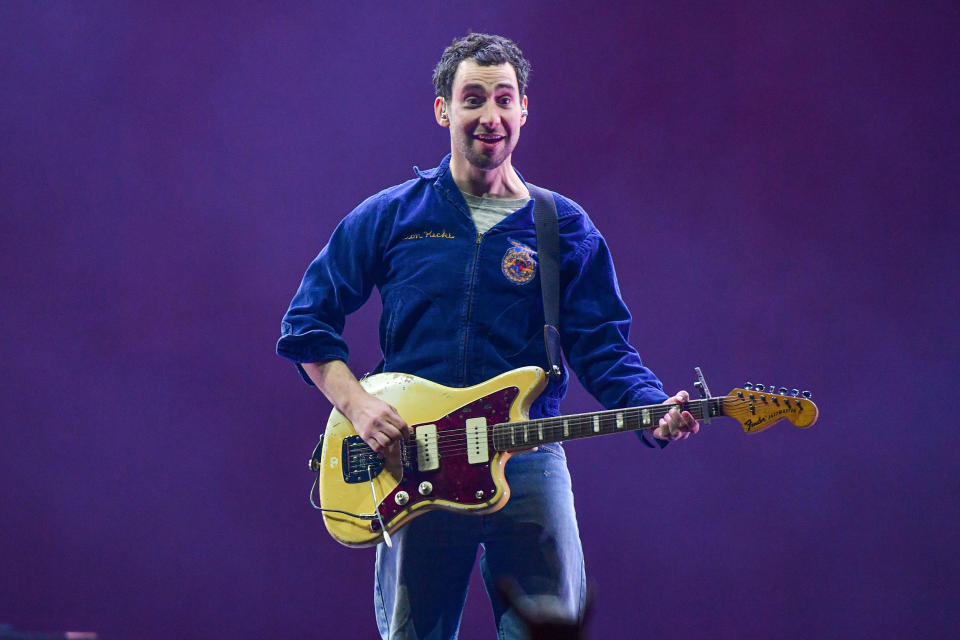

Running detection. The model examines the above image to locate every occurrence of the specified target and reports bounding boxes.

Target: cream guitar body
[316,367,548,548]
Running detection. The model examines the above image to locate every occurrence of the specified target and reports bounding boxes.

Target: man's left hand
[651,390,700,441]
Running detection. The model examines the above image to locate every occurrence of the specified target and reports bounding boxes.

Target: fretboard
[490,398,725,451]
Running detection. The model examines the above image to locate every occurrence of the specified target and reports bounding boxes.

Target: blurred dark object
[0,625,97,640]
[495,578,592,640]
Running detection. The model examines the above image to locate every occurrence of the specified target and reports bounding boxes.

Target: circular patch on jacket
[502,240,537,285]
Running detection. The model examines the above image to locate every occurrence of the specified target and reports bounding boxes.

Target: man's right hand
[342,390,409,454]
[301,360,410,455]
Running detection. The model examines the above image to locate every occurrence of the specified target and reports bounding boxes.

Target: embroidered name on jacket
[403,230,455,240]
[501,240,537,285]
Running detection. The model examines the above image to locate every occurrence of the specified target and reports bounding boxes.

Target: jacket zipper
[458,231,483,385]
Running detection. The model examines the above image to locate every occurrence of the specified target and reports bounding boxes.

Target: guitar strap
[527,183,564,378]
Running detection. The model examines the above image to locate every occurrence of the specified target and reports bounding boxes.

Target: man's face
[437,60,527,171]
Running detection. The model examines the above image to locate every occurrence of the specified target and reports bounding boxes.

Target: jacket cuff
[276,337,350,387]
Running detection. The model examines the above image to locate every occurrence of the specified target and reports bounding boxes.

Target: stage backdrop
[2,1,957,638]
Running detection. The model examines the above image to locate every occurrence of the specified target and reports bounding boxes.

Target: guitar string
[339,392,799,456]
[342,394,777,451]
[342,410,761,461]
[342,404,797,460]
[343,404,706,456]
[341,397,784,458]
[341,398,773,457]
[340,401,779,459]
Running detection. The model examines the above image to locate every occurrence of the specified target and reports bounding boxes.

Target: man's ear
[434,96,449,127]
[520,95,528,124]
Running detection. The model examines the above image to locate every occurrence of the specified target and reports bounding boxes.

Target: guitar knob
[394,491,409,506]
[756,384,765,391]
[802,390,812,399]
[791,389,799,397]
[744,382,753,390]
[418,481,434,496]
[779,387,788,395]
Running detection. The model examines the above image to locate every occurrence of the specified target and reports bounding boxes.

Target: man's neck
[449,153,529,199]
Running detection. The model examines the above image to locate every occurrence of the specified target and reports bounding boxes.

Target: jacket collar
[414,153,529,187]
[414,154,531,223]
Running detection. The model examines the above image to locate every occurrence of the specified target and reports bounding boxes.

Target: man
[278,33,699,639]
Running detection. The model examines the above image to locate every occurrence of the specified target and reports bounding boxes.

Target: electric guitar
[309,366,818,548]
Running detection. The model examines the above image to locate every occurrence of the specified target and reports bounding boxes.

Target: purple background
[2,1,957,638]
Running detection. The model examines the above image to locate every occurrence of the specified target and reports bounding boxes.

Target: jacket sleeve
[559,224,671,447]
[276,195,386,385]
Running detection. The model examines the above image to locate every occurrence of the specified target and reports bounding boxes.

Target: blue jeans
[374,443,586,639]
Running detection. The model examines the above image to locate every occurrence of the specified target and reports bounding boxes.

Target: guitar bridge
[342,435,385,483]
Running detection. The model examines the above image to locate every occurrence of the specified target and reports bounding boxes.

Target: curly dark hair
[432,33,531,100]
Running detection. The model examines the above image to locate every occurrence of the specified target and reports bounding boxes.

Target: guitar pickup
[415,424,440,471]
[465,417,490,464]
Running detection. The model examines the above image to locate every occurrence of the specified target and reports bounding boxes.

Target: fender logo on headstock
[742,407,793,432]
[728,387,819,433]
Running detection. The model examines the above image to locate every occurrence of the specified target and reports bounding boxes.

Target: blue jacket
[277,155,669,421]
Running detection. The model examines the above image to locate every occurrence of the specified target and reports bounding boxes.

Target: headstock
[723,383,819,433]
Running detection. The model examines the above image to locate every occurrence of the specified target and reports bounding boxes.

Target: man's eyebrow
[460,82,517,93]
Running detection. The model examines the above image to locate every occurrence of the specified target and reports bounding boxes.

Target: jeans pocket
[538,441,566,460]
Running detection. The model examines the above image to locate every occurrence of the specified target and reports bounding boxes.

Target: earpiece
[521,108,528,116]
[441,111,448,119]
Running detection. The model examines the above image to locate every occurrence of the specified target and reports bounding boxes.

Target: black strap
[527,183,563,377]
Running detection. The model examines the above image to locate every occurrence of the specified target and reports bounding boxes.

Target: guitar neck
[491,398,725,451]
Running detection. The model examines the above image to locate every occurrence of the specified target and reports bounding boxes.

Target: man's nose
[479,102,501,129]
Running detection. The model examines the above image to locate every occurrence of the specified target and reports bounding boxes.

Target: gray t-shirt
[460,190,531,235]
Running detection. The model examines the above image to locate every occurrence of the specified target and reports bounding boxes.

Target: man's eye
[498,97,512,106]
[465,97,482,106]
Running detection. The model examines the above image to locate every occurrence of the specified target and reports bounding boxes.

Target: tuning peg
[756,384,765,391]
[779,387,788,395]
[791,389,799,397]
[744,382,753,390]
[802,390,812,399]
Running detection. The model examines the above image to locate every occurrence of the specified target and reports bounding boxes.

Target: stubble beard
[455,131,513,172]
